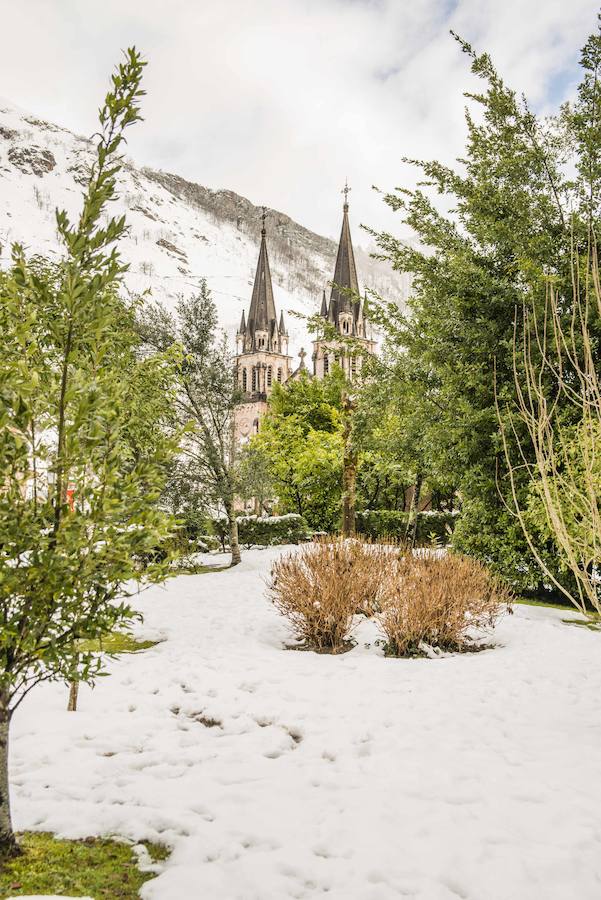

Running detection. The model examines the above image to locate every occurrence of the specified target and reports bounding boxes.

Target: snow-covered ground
[10,547,601,899]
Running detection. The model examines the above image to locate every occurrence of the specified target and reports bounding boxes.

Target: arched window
[323,354,329,375]
[267,365,272,387]
[252,367,257,392]
[242,368,247,391]
[277,367,283,383]
[343,320,349,334]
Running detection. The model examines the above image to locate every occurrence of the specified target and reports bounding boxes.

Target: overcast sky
[0,1,596,243]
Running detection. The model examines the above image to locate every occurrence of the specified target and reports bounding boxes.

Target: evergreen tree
[0,49,179,856]
[370,23,601,589]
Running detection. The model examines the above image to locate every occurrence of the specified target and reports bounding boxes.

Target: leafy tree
[236,442,275,515]
[251,373,344,531]
[353,349,457,543]
[138,282,243,565]
[0,49,178,857]
[370,23,601,589]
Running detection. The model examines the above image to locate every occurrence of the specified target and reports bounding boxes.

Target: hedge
[211,513,311,549]
[356,510,458,545]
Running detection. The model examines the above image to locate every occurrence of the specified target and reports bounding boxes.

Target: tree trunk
[342,450,357,537]
[225,498,241,567]
[67,679,79,712]
[405,471,423,547]
[341,392,357,538]
[0,693,18,860]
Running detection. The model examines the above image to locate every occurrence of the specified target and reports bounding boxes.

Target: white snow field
[10,547,601,900]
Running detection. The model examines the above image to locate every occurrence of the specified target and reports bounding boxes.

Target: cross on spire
[261,206,267,235]
[342,178,351,210]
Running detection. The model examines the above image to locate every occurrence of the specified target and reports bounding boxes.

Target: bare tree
[498,245,601,614]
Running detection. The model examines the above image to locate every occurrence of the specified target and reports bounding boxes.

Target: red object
[66,486,75,512]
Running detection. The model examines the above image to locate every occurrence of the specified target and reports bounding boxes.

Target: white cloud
[0,0,595,242]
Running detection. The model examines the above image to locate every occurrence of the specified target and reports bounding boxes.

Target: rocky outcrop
[8,145,56,176]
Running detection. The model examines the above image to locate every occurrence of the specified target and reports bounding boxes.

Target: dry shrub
[377,552,513,657]
[268,537,397,652]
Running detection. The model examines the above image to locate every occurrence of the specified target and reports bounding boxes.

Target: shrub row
[237,513,311,548]
[356,509,458,545]
[211,513,310,550]
[268,538,512,657]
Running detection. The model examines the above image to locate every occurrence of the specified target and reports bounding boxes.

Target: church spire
[244,207,278,351]
[321,181,360,328]
[320,289,328,317]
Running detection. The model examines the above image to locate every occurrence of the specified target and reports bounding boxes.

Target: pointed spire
[245,211,278,350]
[238,308,246,334]
[279,310,287,335]
[320,289,328,317]
[329,183,359,318]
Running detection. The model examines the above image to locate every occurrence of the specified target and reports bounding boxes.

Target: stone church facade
[234,194,374,443]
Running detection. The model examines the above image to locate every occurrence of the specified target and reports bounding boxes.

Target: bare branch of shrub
[497,240,601,614]
[267,537,401,652]
[377,552,513,657]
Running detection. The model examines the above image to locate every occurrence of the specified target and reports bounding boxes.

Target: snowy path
[10,547,601,899]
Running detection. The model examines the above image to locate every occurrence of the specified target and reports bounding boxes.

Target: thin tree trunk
[342,450,357,537]
[341,392,357,538]
[405,471,423,547]
[0,693,18,860]
[67,678,79,712]
[225,498,241,566]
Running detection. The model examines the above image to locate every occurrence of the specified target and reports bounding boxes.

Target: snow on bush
[377,552,513,656]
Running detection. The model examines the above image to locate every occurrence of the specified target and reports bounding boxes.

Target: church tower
[313,184,375,380]
[234,210,291,442]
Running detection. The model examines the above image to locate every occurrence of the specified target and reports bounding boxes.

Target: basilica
[234,191,375,442]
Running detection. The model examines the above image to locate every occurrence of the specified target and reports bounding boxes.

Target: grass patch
[515,597,575,611]
[171,562,230,575]
[516,598,601,630]
[0,832,169,899]
[77,632,160,655]
[561,614,601,632]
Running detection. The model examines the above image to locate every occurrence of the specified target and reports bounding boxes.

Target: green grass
[78,633,160,654]
[516,597,601,630]
[561,614,601,631]
[515,597,576,611]
[171,562,230,575]
[0,833,169,899]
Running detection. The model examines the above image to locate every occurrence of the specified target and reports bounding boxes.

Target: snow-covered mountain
[0,100,407,359]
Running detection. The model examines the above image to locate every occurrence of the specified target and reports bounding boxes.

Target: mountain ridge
[0,100,407,359]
